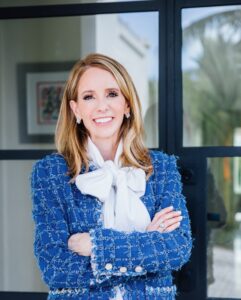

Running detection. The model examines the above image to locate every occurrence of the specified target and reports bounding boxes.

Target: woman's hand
[68,232,92,256]
[146,206,182,233]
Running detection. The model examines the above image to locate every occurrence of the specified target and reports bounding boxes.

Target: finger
[68,237,77,250]
[163,211,182,221]
[156,221,181,234]
[151,215,182,233]
[164,222,181,233]
[151,211,182,230]
[152,206,174,223]
[153,209,181,225]
[68,233,81,250]
[163,215,183,228]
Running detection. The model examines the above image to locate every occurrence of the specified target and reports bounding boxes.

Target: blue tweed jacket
[31,150,192,300]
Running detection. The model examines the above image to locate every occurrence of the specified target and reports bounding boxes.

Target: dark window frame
[171,0,241,157]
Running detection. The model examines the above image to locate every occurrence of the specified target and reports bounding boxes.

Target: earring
[76,117,81,124]
[125,112,130,119]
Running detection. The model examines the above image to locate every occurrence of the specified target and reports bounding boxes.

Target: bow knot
[75,138,151,232]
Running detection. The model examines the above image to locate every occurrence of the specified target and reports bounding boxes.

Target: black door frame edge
[0,1,159,19]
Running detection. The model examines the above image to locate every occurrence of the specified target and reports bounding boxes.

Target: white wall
[80,16,97,56]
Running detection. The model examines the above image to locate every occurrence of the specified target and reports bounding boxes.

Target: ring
[159,223,165,229]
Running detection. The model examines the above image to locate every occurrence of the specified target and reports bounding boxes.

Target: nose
[96,96,110,112]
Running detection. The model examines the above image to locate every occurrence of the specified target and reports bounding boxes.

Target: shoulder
[149,150,178,172]
[31,152,69,182]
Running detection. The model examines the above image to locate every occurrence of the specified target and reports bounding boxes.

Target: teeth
[94,117,112,123]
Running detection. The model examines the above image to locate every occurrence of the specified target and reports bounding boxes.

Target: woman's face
[70,67,130,146]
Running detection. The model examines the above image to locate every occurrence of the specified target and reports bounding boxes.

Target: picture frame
[17,61,75,143]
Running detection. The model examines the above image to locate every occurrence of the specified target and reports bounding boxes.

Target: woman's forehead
[78,67,120,91]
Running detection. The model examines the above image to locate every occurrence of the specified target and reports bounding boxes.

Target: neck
[91,138,118,161]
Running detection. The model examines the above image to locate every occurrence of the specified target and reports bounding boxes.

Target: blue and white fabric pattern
[31,150,192,299]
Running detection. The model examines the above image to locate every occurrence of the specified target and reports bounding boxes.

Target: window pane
[0,12,158,149]
[182,6,241,147]
[0,160,47,292]
[207,157,241,298]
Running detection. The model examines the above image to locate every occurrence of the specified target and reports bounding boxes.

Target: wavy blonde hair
[55,53,153,180]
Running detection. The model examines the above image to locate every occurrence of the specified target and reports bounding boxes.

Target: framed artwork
[17,61,75,143]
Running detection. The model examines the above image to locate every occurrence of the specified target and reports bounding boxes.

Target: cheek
[78,104,92,119]
[114,99,128,114]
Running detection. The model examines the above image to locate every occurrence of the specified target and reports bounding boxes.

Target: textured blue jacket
[31,150,192,300]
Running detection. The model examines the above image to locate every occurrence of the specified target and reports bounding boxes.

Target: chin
[90,130,120,142]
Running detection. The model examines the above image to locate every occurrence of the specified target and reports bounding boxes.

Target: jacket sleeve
[31,156,92,289]
[89,153,192,283]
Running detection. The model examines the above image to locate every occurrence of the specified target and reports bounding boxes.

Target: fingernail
[179,216,183,220]
[170,206,174,209]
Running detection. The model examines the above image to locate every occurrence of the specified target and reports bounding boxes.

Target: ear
[124,102,130,115]
[69,100,79,119]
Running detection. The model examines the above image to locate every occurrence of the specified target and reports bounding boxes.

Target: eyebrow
[81,90,94,95]
[81,87,120,96]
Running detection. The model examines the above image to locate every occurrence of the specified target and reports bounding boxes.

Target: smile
[93,117,113,124]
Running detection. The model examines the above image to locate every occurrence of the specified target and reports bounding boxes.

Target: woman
[31,53,192,299]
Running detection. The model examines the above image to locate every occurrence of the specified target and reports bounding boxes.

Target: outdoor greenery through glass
[182,6,241,147]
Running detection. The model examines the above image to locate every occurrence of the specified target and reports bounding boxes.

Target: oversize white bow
[75,138,151,232]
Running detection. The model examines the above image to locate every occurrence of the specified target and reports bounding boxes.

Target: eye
[83,94,94,101]
[108,91,118,98]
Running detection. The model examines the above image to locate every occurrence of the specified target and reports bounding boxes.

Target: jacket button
[135,266,143,273]
[119,266,127,273]
[105,263,113,271]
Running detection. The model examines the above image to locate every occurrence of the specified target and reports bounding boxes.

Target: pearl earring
[76,117,81,124]
[125,112,130,119]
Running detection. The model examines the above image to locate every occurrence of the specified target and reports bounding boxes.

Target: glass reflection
[0,12,158,150]
[182,6,241,147]
[207,157,241,298]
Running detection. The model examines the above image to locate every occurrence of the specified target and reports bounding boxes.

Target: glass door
[174,2,241,299]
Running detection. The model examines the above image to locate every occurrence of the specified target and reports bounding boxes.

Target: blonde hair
[55,53,153,180]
